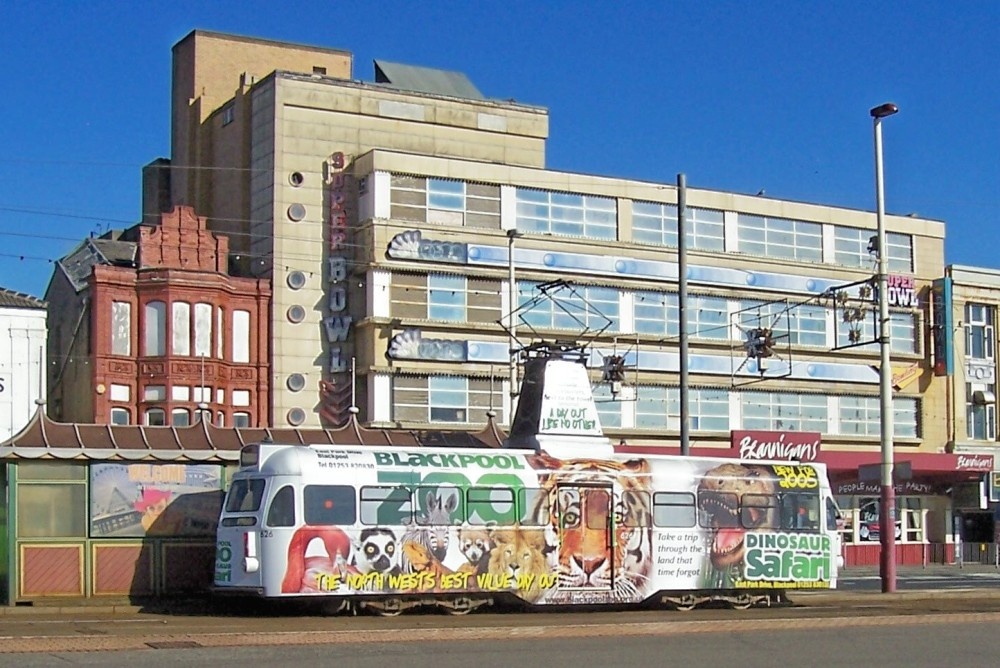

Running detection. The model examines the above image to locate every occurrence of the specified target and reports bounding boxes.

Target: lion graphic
[487,527,550,603]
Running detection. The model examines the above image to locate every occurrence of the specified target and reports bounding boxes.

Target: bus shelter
[0,409,504,604]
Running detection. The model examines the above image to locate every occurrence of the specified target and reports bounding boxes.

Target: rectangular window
[224,478,266,513]
[965,303,995,360]
[304,485,356,525]
[591,384,621,428]
[390,175,500,227]
[635,385,672,430]
[17,483,87,537]
[414,487,464,525]
[739,300,827,347]
[741,493,780,529]
[172,302,191,356]
[741,391,827,432]
[216,307,224,358]
[111,302,131,356]
[966,382,997,440]
[467,487,516,525]
[833,226,913,272]
[232,310,251,363]
[359,486,412,525]
[632,201,724,251]
[631,386,729,432]
[619,490,650,527]
[836,310,918,353]
[779,492,820,531]
[194,303,213,357]
[429,376,469,423]
[427,178,465,211]
[144,301,166,356]
[518,488,549,525]
[516,188,616,240]
[653,492,696,528]
[738,214,822,262]
[518,280,620,332]
[690,387,730,431]
[428,274,467,321]
[839,395,920,438]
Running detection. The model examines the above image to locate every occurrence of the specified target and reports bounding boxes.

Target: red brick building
[45,205,271,427]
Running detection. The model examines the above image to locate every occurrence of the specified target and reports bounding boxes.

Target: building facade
[0,289,46,443]
[45,206,271,428]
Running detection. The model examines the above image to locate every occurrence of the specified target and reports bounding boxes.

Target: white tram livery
[214,347,842,613]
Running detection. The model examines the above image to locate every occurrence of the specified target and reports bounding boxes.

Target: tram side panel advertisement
[216,449,836,602]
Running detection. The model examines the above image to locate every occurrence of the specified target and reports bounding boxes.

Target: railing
[956,542,1000,567]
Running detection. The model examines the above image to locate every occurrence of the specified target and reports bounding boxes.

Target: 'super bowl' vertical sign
[325,152,352,381]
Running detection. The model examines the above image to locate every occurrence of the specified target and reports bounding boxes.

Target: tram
[214,346,842,614]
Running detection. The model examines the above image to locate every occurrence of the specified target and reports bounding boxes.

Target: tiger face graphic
[528,454,652,603]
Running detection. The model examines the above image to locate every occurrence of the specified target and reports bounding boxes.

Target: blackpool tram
[214,346,842,614]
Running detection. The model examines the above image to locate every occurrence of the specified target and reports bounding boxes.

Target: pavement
[0,563,997,618]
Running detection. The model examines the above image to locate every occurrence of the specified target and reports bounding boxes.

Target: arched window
[145,408,166,426]
[171,408,190,427]
[110,407,130,425]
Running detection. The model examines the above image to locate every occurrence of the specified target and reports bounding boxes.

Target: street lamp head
[870,102,899,119]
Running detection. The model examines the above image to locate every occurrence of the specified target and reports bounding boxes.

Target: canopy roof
[0,409,506,462]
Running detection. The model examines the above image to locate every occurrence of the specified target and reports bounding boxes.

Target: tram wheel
[365,598,405,616]
[674,596,697,612]
[729,594,753,610]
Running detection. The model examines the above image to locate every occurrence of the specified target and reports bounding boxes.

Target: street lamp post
[871,101,899,593]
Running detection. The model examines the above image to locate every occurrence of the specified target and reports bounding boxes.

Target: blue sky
[1,1,998,299]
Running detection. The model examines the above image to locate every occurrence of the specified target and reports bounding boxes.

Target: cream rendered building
[157,30,984,563]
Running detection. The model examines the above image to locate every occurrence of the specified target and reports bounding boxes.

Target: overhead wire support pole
[678,173,690,456]
[871,101,899,594]
[507,229,521,416]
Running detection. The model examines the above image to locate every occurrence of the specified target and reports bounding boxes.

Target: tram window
[414,486,464,525]
[780,493,820,531]
[304,485,356,526]
[221,517,257,527]
[698,491,739,528]
[558,488,581,529]
[617,490,651,527]
[653,492,696,528]
[359,486,412,525]
[740,493,779,529]
[518,488,549,526]
[266,485,297,527]
[467,487,516,525]
[585,489,611,530]
[225,478,265,513]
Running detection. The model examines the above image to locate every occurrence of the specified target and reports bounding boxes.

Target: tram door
[557,485,614,590]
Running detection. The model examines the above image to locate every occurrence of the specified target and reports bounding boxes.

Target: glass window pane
[17,484,87,537]
[267,485,297,527]
[304,485,356,525]
[17,462,86,481]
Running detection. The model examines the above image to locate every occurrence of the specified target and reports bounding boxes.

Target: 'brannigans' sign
[731,430,821,462]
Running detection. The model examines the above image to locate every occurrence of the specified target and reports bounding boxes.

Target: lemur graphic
[353,527,402,576]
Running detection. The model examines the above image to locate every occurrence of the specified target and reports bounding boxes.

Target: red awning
[615,443,992,478]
